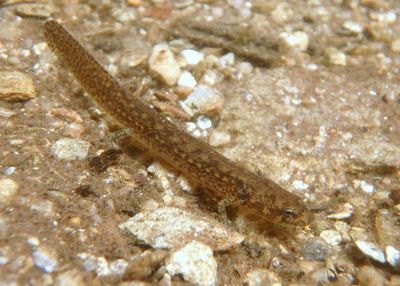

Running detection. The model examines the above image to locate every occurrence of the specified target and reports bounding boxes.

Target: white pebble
[180,49,204,66]
[78,253,111,276]
[109,259,128,276]
[180,84,224,116]
[327,203,354,220]
[0,178,18,204]
[370,11,397,24]
[196,115,212,130]
[3,166,16,175]
[320,230,342,246]
[280,31,309,52]
[218,52,235,67]
[292,180,309,191]
[355,240,386,263]
[201,70,222,86]
[149,43,181,86]
[27,236,40,247]
[32,246,58,273]
[52,138,90,160]
[342,20,363,34]
[237,62,253,74]
[119,207,244,250]
[177,71,197,89]
[386,245,400,270]
[353,180,375,194]
[166,241,217,286]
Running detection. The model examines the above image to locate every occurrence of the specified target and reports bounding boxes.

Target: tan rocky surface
[0,0,400,285]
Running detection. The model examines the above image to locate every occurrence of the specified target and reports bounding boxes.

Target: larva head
[268,192,313,227]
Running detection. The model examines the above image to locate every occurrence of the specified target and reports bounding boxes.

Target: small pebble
[390,38,400,53]
[271,3,292,23]
[320,230,342,246]
[32,246,58,273]
[52,138,90,160]
[27,237,40,247]
[55,269,85,286]
[180,84,224,116]
[0,106,17,118]
[280,31,309,52]
[119,207,244,250]
[196,115,212,130]
[0,178,18,204]
[177,71,197,89]
[327,203,355,220]
[342,20,363,34]
[325,47,347,66]
[109,259,129,276]
[63,122,85,138]
[353,180,375,194]
[292,180,309,191]
[166,241,217,286]
[78,253,111,276]
[237,62,253,74]
[218,53,235,67]
[385,246,400,270]
[302,238,330,261]
[0,71,36,101]
[334,221,351,242]
[180,49,204,66]
[369,11,397,24]
[355,240,386,264]
[15,3,56,18]
[3,166,16,175]
[30,200,55,217]
[149,43,181,86]
[244,269,282,286]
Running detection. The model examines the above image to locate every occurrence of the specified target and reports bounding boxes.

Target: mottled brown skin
[44,20,313,228]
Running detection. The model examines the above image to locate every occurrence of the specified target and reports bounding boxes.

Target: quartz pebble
[180,49,204,66]
[52,138,90,160]
[0,178,18,204]
[180,84,224,116]
[32,246,58,273]
[149,43,181,86]
[166,241,217,286]
[0,71,36,101]
[353,180,375,194]
[119,207,244,250]
[386,246,400,271]
[177,71,197,89]
[320,230,342,246]
[355,240,386,264]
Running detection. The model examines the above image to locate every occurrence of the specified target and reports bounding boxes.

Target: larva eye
[282,208,297,218]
